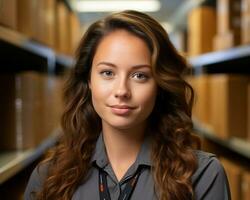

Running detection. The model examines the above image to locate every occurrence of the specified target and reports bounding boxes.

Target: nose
[114,77,131,99]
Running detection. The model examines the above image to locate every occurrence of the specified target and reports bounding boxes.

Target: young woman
[25,10,231,200]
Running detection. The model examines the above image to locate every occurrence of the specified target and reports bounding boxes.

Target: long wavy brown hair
[35,10,199,200]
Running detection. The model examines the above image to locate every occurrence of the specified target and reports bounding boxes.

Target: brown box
[34,0,56,47]
[210,75,248,139]
[42,76,63,139]
[55,1,70,54]
[0,0,17,29]
[188,6,216,56]
[43,0,56,47]
[220,158,243,200]
[241,0,250,44]
[216,0,242,47]
[17,0,56,46]
[213,32,235,50]
[0,72,62,150]
[242,171,250,200]
[16,0,35,38]
[192,75,211,125]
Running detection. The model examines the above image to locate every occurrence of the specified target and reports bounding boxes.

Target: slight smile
[109,105,136,115]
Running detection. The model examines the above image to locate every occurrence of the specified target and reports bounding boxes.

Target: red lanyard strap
[98,167,143,200]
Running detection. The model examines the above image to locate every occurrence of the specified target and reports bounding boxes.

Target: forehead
[92,29,152,66]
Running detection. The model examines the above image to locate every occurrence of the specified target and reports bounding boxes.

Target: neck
[102,123,146,181]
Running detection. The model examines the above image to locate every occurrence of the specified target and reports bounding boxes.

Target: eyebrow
[96,62,151,69]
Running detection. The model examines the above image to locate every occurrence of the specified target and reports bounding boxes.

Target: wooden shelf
[0,129,60,184]
[0,26,74,74]
[193,121,250,160]
[0,26,55,73]
[189,45,250,74]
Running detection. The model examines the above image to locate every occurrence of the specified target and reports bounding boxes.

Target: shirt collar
[91,133,109,168]
[91,132,152,168]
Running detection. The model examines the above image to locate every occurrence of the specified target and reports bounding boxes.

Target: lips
[109,105,135,115]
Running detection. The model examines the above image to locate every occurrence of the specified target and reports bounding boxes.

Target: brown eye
[132,72,149,81]
[100,70,114,78]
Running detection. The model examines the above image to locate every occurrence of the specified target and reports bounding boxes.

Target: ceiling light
[74,0,161,12]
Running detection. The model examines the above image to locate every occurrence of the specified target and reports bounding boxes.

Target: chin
[104,119,139,130]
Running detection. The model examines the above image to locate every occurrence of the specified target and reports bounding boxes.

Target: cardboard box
[188,6,216,56]
[16,0,35,38]
[34,0,56,47]
[55,1,70,54]
[192,75,211,125]
[43,0,56,47]
[210,75,248,139]
[242,171,250,200]
[0,0,17,29]
[220,158,243,200]
[241,0,250,44]
[17,0,56,46]
[0,72,63,150]
[213,32,235,50]
[42,76,63,139]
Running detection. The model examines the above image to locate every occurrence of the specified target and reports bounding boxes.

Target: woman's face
[89,29,157,131]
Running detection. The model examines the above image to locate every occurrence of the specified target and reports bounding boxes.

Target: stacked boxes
[0,0,80,55]
[43,76,63,140]
[209,75,248,139]
[188,6,216,56]
[16,0,37,40]
[16,0,56,47]
[194,75,211,125]
[189,75,211,125]
[36,0,56,47]
[214,0,242,50]
[187,75,249,140]
[0,72,63,150]
[55,2,81,55]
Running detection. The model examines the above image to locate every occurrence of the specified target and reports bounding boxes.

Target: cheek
[136,85,157,111]
[90,80,112,112]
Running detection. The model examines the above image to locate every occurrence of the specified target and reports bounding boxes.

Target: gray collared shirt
[25,134,231,200]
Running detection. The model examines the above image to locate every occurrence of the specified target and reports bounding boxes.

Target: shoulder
[24,162,50,200]
[192,150,225,182]
[192,150,231,200]
[194,150,220,170]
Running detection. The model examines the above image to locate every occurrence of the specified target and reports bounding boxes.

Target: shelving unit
[188,45,250,164]
[0,25,74,73]
[189,44,250,75]
[0,26,71,185]
[0,1,78,191]
[0,130,60,184]
[0,26,55,73]
[193,121,250,161]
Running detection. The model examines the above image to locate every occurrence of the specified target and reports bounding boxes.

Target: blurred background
[0,0,249,199]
